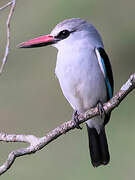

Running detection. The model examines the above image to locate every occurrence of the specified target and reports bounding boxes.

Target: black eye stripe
[55,30,71,40]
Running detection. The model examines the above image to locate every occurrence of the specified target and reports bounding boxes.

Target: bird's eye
[56,30,70,40]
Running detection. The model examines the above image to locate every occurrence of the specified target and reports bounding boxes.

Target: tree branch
[0,0,16,73]
[0,73,134,175]
[0,2,12,11]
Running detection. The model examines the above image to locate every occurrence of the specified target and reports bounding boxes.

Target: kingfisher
[19,18,114,167]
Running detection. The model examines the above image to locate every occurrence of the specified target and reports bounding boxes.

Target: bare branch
[0,2,12,11]
[0,0,16,73]
[0,73,134,175]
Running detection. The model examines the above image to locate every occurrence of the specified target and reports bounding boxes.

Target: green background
[0,0,135,179]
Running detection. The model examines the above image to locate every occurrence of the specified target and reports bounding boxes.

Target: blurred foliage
[0,0,135,179]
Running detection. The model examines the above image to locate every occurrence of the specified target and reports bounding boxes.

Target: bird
[18,18,114,167]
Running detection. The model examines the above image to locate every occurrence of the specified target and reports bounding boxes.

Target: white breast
[55,45,107,113]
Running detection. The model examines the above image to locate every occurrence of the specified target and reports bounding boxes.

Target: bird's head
[18,18,103,50]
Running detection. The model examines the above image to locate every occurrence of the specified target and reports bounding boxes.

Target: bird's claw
[97,101,105,118]
[72,110,82,130]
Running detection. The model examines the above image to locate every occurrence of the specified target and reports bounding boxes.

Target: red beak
[18,34,55,48]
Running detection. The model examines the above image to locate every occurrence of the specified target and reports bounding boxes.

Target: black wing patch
[95,47,114,125]
[96,47,114,100]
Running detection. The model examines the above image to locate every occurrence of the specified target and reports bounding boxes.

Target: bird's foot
[97,101,105,119]
[72,110,82,130]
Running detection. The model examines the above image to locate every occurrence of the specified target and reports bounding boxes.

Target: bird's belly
[55,59,106,113]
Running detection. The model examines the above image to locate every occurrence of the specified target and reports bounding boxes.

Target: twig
[0,73,134,175]
[0,0,16,73]
[0,2,12,11]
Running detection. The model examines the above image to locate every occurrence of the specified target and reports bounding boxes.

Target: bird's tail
[86,125,110,167]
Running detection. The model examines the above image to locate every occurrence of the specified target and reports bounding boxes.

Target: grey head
[18,18,103,49]
[50,18,104,49]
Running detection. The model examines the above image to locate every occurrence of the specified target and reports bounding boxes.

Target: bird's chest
[55,50,91,91]
[55,48,101,87]
[55,49,106,112]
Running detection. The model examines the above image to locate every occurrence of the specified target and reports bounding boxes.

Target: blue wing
[95,47,114,100]
[95,47,114,125]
